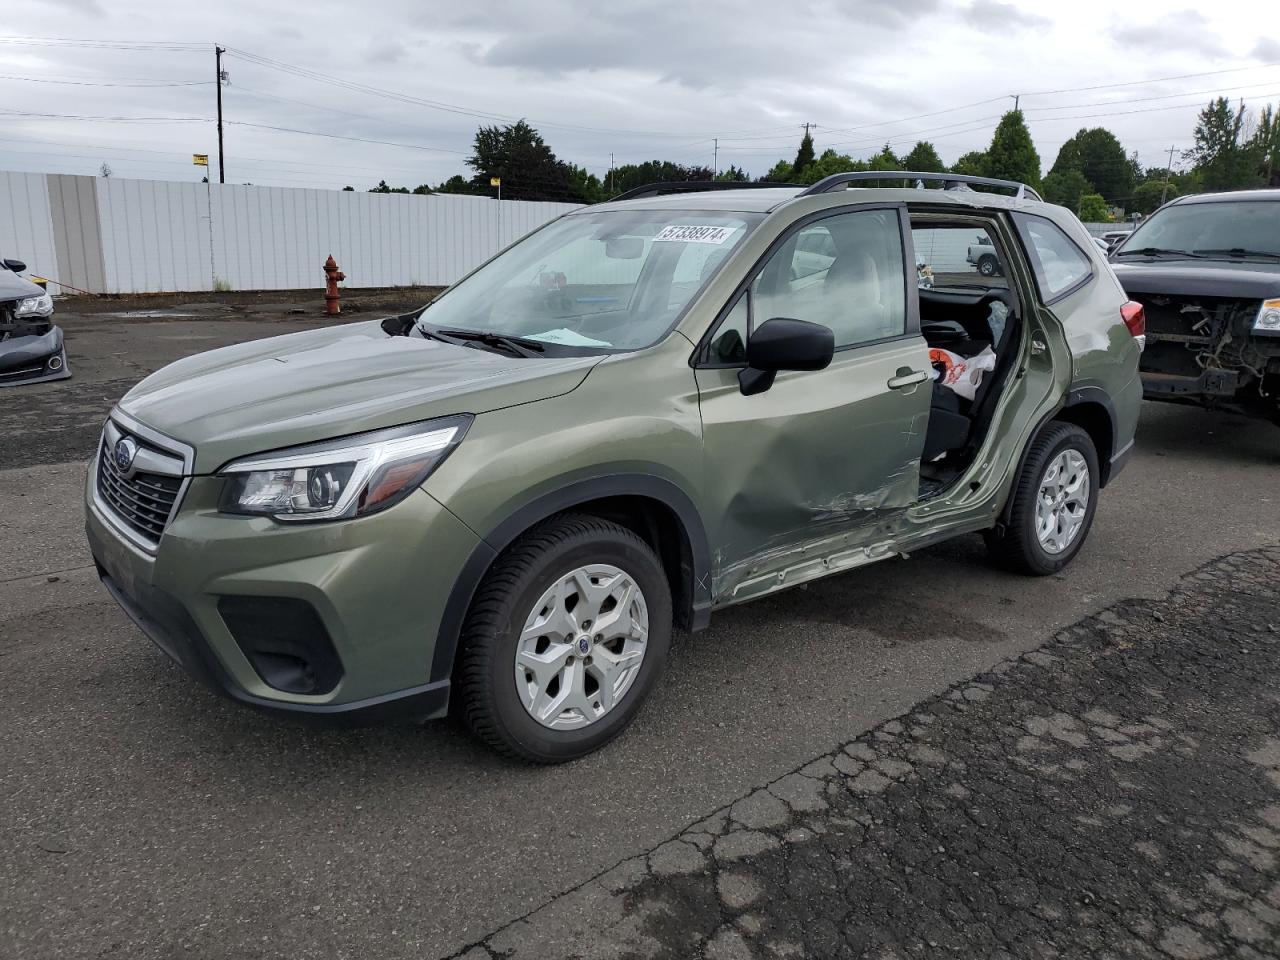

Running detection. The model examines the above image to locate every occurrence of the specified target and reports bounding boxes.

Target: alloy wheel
[514,564,649,730]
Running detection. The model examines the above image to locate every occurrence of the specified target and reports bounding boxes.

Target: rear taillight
[1121,300,1146,351]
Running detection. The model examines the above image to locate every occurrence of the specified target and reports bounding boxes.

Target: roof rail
[798,171,1042,202]
[608,180,802,203]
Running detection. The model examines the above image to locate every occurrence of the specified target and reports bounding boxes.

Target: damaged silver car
[0,257,69,387]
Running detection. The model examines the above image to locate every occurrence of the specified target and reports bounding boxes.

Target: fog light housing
[217,596,343,695]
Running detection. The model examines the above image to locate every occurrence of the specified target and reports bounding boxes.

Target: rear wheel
[978,254,1000,277]
[985,422,1099,576]
[457,514,672,763]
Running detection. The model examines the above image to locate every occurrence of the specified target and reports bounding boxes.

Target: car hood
[0,266,45,302]
[1110,259,1280,300]
[119,319,602,473]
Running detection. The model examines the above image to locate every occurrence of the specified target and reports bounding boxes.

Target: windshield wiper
[1191,248,1280,261]
[434,328,546,358]
[1113,246,1205,259]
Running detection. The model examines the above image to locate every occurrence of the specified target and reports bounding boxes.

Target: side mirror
[3,258,27,273]
[739,317,835,396]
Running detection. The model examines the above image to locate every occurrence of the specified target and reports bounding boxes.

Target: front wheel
[456,514,672,762]
[985,422,1099,576]
[978,254,1000,277]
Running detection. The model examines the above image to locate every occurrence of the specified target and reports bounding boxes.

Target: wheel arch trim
[430,473,712,685]
[997,387,1119,531]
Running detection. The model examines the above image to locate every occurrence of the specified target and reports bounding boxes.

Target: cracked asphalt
[3,302,1280,959]
[449,548,1280,960]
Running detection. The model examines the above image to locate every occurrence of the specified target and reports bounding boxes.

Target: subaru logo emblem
[577,636,591,656]
[114,436,138,473]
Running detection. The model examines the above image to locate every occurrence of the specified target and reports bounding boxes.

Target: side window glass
[706,294,749,365]
[911,223,1007,290]
[1013,214,1092,301]
[752,209,906,349]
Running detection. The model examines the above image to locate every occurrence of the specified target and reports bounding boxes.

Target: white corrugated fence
[0,171,581,294]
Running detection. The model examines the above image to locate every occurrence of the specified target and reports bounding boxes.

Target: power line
[0,36,205,51]
[1020,62,1280,98]
[227,120,469,154]
[0,74,210,87]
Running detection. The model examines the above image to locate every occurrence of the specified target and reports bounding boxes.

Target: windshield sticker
[531,328,612,347]
[653,225,735,244]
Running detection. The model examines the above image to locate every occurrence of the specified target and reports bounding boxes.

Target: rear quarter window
[1012,213,1093,303]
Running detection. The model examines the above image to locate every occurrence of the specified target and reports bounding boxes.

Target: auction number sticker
[653,224,735,244]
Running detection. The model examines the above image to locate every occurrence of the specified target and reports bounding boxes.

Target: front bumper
[0,324,70,386]
[86,451,483,723]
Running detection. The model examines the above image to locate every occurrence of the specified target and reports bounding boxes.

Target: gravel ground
[447,547,1280,960]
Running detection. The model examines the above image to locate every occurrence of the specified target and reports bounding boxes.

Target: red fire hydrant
[323,255,345,315]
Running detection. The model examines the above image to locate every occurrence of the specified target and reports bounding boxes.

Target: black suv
[1109,190,1280,423]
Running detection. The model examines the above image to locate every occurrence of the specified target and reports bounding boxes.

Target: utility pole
[1159,144,1176,206]
[215,45,226,183]
[1010,94,1020,112]
[713,138,718,176]
[609,152,615,194]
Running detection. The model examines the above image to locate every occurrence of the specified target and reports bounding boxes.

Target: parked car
[1091,237,1110,254]
[1101,230,1133,252]
[1110,190,1280,422]
[0,257,69,386]
[86,173,1142,762]
[966,236,1003,276]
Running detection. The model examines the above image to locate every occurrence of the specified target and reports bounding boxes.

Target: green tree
[1186,97,1257,192]
[793,149,867,186]
[1077,193,1111,222]
[565,164,605,203]
[1130,179,1178,215]
[342,185,354,191]
[950,151,988,176]
[866,144,903,171]
[1048,128,1133,202]
[412,184,432,195]
[793,129,816,177]
[1042,168,1091,210]
[468,119,575,201]
[759,159,794,183]
[715,164,749,182]
[1248,103,1280,186]
[436,174,477,195]
[984,110,1041,188]
[606,160,714,197]
[901,141,945,172]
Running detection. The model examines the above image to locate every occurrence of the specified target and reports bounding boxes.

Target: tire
[457,513,673,763]
[978,254,1000,277]
[984,422,1100,576]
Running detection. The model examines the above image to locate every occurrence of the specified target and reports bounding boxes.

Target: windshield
[415,209,762,354]
[1116,200,1280,259]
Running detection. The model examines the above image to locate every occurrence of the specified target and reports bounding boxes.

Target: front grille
[97,434,184,545]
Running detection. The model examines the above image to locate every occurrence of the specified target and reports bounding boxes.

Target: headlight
[14,292,53,317]
[218,415,471,521]
[1254,298,1280,334]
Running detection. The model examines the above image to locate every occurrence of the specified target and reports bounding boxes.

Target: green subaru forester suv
[86,173,1143,762]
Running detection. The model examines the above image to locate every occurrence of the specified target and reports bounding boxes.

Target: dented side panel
[694,336,931,603]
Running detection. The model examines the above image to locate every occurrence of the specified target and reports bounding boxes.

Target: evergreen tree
[866,144,903,171]
[1042,168,1091,210]
[950,151,988,177]
[1186,98,1257,192]
[793,128,816,177]
[468,119,574,201]
[1048,128,1133,202]
[759,159,794,183]
[1247,103,1280,186]
[901,141,945,172]
[984,111,1041,188]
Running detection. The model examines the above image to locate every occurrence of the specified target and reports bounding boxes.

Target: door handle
[887,369,929,390]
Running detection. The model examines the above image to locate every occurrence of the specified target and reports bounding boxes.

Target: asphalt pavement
[2,304,1279,959]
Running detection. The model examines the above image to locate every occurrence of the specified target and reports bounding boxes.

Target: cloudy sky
[1,0,1275,193]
